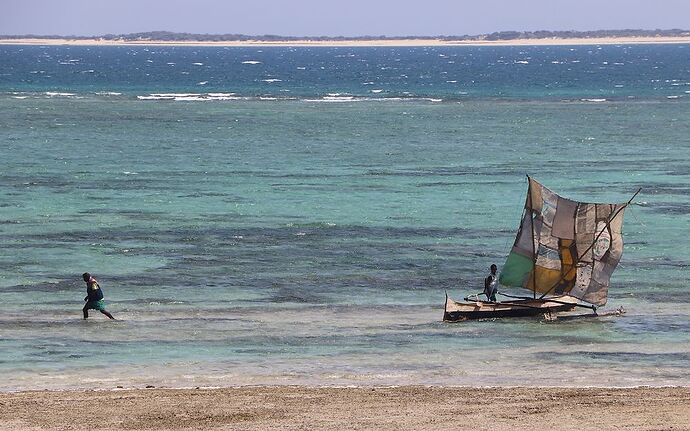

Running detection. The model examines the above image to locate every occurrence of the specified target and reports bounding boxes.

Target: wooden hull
[443,294,578,321]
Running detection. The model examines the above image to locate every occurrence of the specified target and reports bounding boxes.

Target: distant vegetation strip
[2,29,690,41]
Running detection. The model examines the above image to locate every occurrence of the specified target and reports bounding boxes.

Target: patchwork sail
[499,177,628,306]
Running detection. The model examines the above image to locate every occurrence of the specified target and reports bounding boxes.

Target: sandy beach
[1,36,690,47]
[1,386,689,430]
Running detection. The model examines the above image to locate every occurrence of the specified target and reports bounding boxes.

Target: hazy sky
[3,0,689,36]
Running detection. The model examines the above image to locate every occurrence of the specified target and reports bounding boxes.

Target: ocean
[0,43,688,390]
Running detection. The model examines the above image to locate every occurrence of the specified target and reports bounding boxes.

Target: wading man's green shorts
[84,300,106,311]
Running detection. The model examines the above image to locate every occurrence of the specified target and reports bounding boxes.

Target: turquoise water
[0,45,689,390]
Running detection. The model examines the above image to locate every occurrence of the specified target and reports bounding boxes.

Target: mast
[538,187,642,300]
[527,175,537,299]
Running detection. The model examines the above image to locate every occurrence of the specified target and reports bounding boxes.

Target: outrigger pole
[537,187,642,301]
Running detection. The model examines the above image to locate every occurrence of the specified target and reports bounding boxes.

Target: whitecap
[580,98,607,102]
[45,92,75,97]
[262,79,282,83]
[123,171,138,175]
[137,93,200,100]
[446,80,457,83]
[304,96,357,103]
[324,96,354,101]
[12,96,28,99]
[197,81,208,85]
[174,96,206,101]
[426,98,442,102]
[95,92,122,96]
[167,62,176,65]
[242,60,261,65]
[515,60,529,64]
[138,92,247,102]
[371,89,383,93]
[209,95,244,100]
[666,95,680,99]
[192,62,204,66]
[296,66,306,70]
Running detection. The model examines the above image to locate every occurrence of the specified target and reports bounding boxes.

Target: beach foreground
[1,386,689,430]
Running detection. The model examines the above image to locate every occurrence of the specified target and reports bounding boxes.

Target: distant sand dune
[1,36,690,47]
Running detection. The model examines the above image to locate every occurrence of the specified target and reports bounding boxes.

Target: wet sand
[1,386,689,430]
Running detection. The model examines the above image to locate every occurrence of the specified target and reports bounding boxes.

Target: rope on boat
[463,292,555,312]
[497,291,528,300]
[461,291,597,314]
[497,291,597,313]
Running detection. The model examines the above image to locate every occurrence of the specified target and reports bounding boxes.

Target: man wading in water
[82,273,115,320]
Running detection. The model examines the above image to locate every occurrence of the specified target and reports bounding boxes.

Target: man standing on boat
[484,264,499,302]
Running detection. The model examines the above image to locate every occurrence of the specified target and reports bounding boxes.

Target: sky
[2,0,690,37]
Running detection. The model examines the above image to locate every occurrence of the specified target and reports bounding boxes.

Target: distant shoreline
[2,36,690,47]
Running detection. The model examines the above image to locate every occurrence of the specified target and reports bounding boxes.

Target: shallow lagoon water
[0,45,689,390]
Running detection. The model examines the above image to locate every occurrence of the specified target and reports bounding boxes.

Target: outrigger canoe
[443,176,640,322]
[443,294,578,321]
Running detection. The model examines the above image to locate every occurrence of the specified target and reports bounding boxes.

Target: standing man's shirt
[86,277,104,302]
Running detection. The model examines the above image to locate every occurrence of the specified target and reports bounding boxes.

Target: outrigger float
[444,176,639,322]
